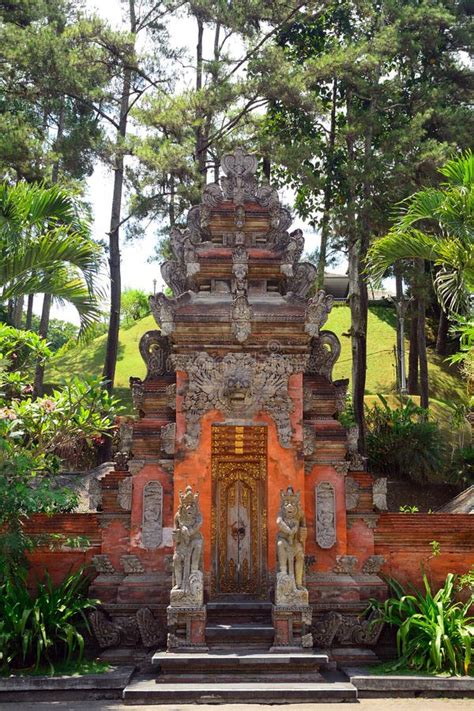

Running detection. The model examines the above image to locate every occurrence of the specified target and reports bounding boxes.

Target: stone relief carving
[150,291,192,336]
[334,378,349,414]
[89,478,102,510]
[345,476,360,511]
[130,377,145,412]
[230,293,252,343]
[275,487,309,606]
[373,477,388,511]
[117,477,132,511]
[306,332,341,382]
[142,481,163,549]
[88,610,121,648]
[120,554,145,574]
[312,611,343,647]
[160,422,176,455]
[139,331,171,379]
[362,555,385,575]
[303,424,316,456]
[315,482,336,549]
[92,554,116,576]
[283,228,305,268]
[333,460,350,476]
[347,425,367,470]
[166,383,176,411]
[333,555,358,575]
[172,352,307,449]
[114,451,131,472]
[136,607,165,648]
[335,611,384,646]
[170,485,204,608]
[286,262,318,300]
[305,290,334,338]
[89,609,162,649]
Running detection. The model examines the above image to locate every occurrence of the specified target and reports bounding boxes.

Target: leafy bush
[0,569,97,673]
[366,395,446,483]
[373,572,474,676]
[0,325,123,572]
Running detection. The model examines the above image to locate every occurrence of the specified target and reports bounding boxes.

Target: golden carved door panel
[211,425,267,598]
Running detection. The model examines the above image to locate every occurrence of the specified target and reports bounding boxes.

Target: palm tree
[0,182,102,330]
[367,151,474,315]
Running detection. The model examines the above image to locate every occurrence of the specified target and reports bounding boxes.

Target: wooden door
[211,426,267,597]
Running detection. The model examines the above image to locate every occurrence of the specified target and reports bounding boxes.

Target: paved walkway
[3,700,473,710]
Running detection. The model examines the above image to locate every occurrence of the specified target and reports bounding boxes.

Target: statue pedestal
[271,604,313,651]
[166,605,207,651]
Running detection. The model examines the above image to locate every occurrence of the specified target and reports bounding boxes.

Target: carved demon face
[180,501,198,525]
[282,499,298,521]
[223,368,251,407]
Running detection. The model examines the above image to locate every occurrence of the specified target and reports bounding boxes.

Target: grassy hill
[46,305,465,412]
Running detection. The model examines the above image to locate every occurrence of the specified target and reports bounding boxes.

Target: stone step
[123,677,358,703]
[152,650,329,675]
[206,622,274,643]
[206,600,272,624]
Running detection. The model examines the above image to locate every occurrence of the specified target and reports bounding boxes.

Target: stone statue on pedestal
[275,486,309,606]
[170,485,203,607]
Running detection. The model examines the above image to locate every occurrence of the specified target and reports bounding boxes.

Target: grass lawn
[46,305,466,415]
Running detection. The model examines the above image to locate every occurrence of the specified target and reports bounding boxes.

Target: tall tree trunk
[262,156,271,181]
[317,77,337,290]
[408,306,419,394]
[102,0,136,395]
[34,293,52,396]
[194,14,206,178]
[12,296,24,328]
[394,264,403,390]
[34,100,64,394]
[25,294,34,330]
[416,260,429,409]
[346,88,367,455]
[436,308,449,356]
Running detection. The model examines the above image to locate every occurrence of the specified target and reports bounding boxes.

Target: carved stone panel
[373,477,388,511]
[117,477,132,511]
[315,482,336,549]
[172,352,307,450]
[306,332,341,382]
[139,330,171,379]
[142,481,163,549]
[161,423,176,455]
[345,477,360,511]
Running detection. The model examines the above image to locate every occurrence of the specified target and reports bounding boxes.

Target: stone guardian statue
[170,484,204,607]
[275,486,309,606]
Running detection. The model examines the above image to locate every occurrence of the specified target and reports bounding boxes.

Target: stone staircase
[123,600,358,703]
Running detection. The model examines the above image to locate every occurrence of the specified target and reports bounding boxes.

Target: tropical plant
[365,395,446,483]
[0,325,122,573]
[367,151,474,315]
[372,572,474,676]
[0,181,102,330]
[0,568,97,673]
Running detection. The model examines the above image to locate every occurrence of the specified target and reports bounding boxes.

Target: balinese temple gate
[89,148,388,663]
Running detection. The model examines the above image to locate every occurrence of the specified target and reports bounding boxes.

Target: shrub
[372,572,474,676]
[0,569,97,673]
[121,288,150,326]
[366,395,446,483]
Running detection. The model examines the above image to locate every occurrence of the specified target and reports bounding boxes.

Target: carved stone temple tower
[90,149,387,665]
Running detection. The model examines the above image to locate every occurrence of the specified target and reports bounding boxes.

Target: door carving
[211,426,267,597]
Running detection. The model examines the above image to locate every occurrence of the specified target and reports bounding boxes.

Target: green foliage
[0,181,102,331]
[0,568,97,673]
[0,324,123,571]
[367,151,474,315]
[121,288,150,327]
[28,314,78,352]
[399,505,420,513]
[372,572,474,676]
[366,395,446,483]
